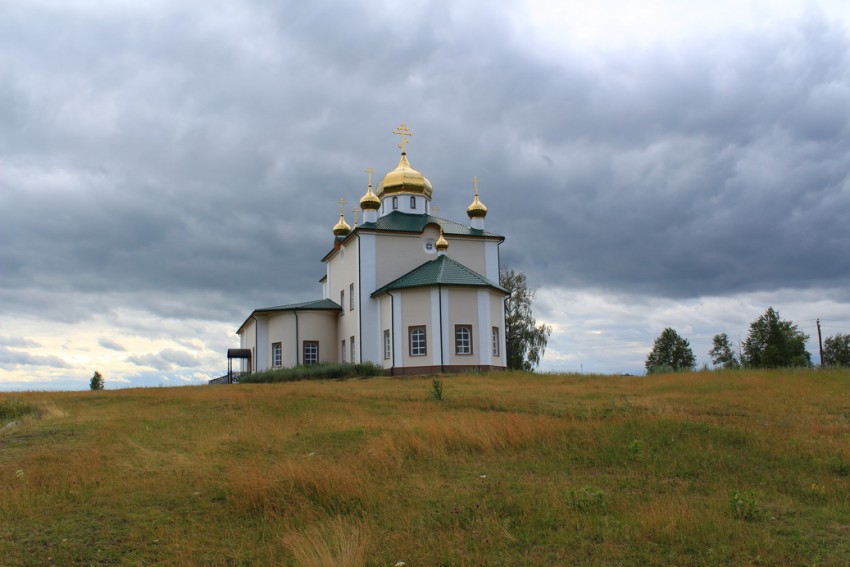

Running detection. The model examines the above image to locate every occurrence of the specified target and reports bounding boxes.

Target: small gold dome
[376,153,433,198]
[435,228,449,252]
[467,178,488,218]
[333,213,351,237]
[467,193,488,218]
[359,184,380,211]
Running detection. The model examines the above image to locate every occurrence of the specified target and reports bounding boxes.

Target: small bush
[829,456,850,477]
[0,399,41,424]
[431,379,444,401]
[729,489,758,521]
[240,362,384,384]
[567,486,608,513]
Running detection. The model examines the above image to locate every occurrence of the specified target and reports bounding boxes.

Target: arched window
[392,196,398,210]
[410,196,416,209]
[455,325,472,355]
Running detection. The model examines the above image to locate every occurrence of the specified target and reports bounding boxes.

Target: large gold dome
[376,153,433,198]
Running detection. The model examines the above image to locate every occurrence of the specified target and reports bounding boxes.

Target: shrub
[0,399,41,424]
[567,486,608,513]
[729,489,758,520]
[430,378,444,401]
[240,362,384,384]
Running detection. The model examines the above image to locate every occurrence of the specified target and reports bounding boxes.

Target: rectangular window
[303,341,319,365]
[341,340,346,363]
[349,283,354,310]
[272,342,282,367]
[383,329,391,360]
[340,290,345,314]
[392,196,398,210]
[350,336,355,363]
[409,326,427,356]
[410,196,416,209]
[492,327,500,356]
[456,325,472,355]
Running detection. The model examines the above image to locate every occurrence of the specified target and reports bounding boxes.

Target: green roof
[237,298,341,334]
[371,255,508,297]
[359,211,502,238]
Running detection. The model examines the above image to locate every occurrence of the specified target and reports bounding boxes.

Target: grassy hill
[2,369,849,565]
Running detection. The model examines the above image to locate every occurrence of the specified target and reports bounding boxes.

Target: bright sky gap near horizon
[2,0,850,390]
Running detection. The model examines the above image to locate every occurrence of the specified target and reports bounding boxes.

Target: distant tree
[742,307,811,368]
[501,269,552,371]
[90,370,104,391]
[709,333,740,369]
[645,328,696,374]
[822,333,850,367]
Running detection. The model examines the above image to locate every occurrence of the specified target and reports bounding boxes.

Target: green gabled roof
[371,255,508,297]
[236,298,341,335]
[358,211,502,239]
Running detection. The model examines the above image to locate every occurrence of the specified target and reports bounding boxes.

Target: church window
[350,336,355,362]
[492,327,500,356]
[384,330,391,360]
[456,325,472,355]
[349,283,354,310]
[409,326,426,356]
[340,290,345,314]
[341,340,347,362]
[410,196,416,209]
[304,341,319,365]
[392,196,398,210]
[272,342,282,367]
[424,239,435,254]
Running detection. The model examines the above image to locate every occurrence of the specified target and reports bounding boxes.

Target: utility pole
[817,319,825,367]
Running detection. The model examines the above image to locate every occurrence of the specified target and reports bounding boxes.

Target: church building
[233,124,508,376]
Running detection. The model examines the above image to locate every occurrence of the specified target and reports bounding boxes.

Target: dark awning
[227,349,252,359]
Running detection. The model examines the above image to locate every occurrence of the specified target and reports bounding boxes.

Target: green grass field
[2,369,849,565]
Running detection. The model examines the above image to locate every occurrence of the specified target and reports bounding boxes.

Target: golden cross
[365,166,373,187]
[338,197,346,215]
[432,204,440,216]
[393,123,413,153]
[353,207,361,226]
[472,176,480,196]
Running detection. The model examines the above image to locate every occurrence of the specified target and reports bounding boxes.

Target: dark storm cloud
[1,0,848,342]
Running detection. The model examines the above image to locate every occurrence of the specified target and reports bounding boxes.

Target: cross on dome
[393,123,413,153]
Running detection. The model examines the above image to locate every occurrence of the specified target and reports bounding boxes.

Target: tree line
[646,306,850,374]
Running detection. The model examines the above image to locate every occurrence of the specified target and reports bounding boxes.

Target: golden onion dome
[332,213,351,237]
[467,192,488,218]
[359,184,380,211]
[376,153,433,198]
[435,228,449,252]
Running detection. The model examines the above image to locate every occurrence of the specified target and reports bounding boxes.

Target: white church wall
[358,233,380,364]
[267,313,299,368]
[328,239,360,362]
[477,290,492,366]
[446,288,480,366]
[399,288,431,368]
[298,311,338,365]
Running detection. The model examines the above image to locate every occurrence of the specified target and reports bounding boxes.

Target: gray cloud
[1,1,849,385]
[98,337,126,351]
[0,347,70,370]
[127,349,203,371]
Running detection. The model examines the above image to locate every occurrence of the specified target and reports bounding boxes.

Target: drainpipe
[294,311,300,366]
[387,290,396,375]
[438,284,444,373]
[357,232,362,363]
[253,316,258,373]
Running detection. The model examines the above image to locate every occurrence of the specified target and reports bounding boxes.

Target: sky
[2,0,850,390]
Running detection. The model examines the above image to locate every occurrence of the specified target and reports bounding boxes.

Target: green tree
[822,333,850,367]
[645,328,696,374]
[742,307,810,368]
[90,370,104,391]
[500,269,552,371]
[709,333,740,369]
